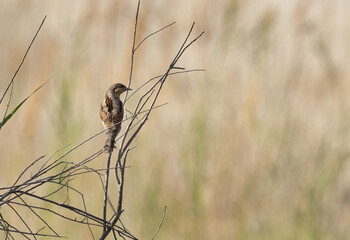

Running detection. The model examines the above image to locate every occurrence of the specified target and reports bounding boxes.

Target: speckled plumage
[100,83,131,153]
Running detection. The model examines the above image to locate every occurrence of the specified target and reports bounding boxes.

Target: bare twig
[16,195,59,237]
[123,0,140,103]
[6,203,36,240]
[125,68,205,103]
[0,228,62,238]
[134,22,176,52]
[151,206,167,240]
[103,152,113,232]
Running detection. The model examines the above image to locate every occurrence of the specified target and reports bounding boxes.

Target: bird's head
[108,83,132,98]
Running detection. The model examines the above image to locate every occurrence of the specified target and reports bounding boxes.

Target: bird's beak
[125,87,132,91]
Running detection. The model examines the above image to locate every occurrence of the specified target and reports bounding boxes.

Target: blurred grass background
[1,0,350,239]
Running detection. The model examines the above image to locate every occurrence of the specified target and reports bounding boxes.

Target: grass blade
[0,82,47,129]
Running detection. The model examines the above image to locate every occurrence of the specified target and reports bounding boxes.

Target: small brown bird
[100,83,131,153]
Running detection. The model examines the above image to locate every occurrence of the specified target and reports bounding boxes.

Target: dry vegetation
[1,0,350,239]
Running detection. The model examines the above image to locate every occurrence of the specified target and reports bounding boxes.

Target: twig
[134,22,176,52]
[103,152,113,232]
[12,155,46,187]
[16,195,59,237]
[125,69,205,103]
[6,203,36,240]
[0,228,63,238]
[123,0,140,103]
[151,206,167,240]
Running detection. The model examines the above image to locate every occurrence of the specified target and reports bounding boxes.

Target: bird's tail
[103,129,118,153]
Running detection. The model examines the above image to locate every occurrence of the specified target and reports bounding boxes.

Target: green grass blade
[0,82,47,128]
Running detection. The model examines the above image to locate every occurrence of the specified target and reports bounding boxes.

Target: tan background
[1,0,350,239]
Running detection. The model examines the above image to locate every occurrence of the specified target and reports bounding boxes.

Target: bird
[100,83,131,153]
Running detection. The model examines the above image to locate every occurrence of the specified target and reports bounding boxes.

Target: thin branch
[103,152,113,232]
[118,89,155,158]
[0,218,25,239]
[151,206,167,240]
[16,195,59,237]
[125,69,205,103]
[134,22,176,52]
[6,204,36,240]
[0,228,63,238]
[12,155,46,187]
[100,148,135,240]
[13,190,105,226]
[123,0,140,103]
[9,200,102,228]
